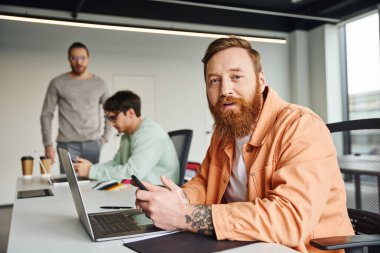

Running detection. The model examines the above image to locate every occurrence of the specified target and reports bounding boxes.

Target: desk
[338,155,380,212]
[7,176,297,253]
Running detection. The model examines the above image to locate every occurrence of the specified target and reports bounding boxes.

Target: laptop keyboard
[92,212,140,235]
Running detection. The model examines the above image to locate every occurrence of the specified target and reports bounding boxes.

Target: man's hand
[73,157,92,177]
[100,136,108,145]
[135,175,190,231]
[45,145,55,164]
[135,175,215,236]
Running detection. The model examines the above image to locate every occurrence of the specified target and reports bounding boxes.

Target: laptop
[58,148,167,242]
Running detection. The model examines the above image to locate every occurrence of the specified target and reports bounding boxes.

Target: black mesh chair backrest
[348,208,380,253]
[168,129,193,186]
[348,208,380,235]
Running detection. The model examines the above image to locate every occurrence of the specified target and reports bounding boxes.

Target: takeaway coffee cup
[21,156,34,178]
[39,156,51,176]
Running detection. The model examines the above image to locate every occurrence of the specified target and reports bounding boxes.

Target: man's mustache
[217,96,245,105]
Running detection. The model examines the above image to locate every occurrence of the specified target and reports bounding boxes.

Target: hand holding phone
[131,175,148,191]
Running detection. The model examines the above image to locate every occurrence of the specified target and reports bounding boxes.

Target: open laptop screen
[59,148,95,240]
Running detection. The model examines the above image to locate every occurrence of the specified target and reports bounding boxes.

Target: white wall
[308,25,343,123]
[0,19,290,204]
[289,30,310,107]
[292,24,344,154]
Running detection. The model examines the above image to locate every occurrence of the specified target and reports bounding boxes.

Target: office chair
[327,118,380,212]
[310,209,380,253]
[310,118,380,252]
[168,129,193,186]
[326,118,380,133]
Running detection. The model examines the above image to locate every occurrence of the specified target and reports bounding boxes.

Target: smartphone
[131,175,148,191]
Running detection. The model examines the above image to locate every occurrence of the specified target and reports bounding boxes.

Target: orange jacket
[183,87,354,253]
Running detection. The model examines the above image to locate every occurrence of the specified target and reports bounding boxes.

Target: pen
[100,206,132,209]
[98,182,118,190]
[92,182,102,189]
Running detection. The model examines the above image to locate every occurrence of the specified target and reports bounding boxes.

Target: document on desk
[123,231,256,253]
[122,230,179,243]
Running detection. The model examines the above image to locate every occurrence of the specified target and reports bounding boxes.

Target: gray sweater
[41,73,111,146]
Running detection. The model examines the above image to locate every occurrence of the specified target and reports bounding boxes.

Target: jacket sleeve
[182,144,212,204]
[211,113,341,246]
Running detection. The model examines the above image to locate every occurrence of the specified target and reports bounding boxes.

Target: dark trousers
[57,140,102,174]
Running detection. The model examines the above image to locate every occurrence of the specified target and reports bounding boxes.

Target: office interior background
[0,0,379,205]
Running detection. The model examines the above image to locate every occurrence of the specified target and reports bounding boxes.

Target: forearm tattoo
[185,205,215,237]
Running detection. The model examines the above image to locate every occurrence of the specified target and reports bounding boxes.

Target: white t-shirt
[224,135,251,202]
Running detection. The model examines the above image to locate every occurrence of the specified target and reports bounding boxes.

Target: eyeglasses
[104,112,121,123]
[69,56,87,62]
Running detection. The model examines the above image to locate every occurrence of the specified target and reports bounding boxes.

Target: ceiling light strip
[153,0,341,23]
[0,14,286,44]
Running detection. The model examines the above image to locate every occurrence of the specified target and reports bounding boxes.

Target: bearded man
[135,36,354,253]
[41,42,111,173]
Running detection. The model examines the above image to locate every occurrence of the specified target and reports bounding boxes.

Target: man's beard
[71,65,86,76]
[208,85,263,145]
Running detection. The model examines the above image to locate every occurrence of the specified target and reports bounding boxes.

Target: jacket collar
[249,86,288,147]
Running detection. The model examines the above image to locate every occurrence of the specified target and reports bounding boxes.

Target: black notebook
[17,189,53,199]
[124,231,257,253]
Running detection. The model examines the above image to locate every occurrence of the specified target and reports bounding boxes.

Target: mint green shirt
[89,118,179,185]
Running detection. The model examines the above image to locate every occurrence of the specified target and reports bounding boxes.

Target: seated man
[74,90,179,185]
[135,36,354,253]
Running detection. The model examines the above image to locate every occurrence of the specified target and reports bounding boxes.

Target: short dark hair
[68,42,89,56]
[202,36,262,78]
[103,90,141,117]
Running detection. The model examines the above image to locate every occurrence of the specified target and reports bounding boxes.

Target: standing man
[41,42,111,173]
[135,36,354,253]
[73,90,179,185]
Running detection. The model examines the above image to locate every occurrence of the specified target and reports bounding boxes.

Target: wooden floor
[0,205,12,253]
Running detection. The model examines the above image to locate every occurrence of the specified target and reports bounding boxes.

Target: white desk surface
[8,176,297,253]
